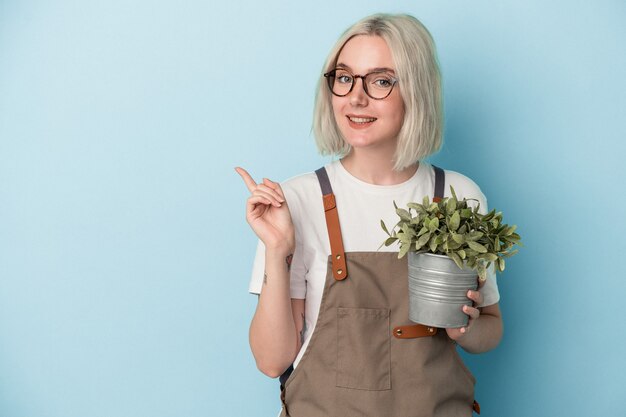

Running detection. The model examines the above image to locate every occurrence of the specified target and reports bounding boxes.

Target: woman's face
[331,35,405,153]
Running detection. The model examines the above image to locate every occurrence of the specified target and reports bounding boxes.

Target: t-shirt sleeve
[247,239,307,298]
[480,267,500,307]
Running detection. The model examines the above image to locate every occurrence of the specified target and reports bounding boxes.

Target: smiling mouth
[347,116,377,124]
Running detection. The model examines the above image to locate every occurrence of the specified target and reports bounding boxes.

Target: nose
[349,76,368,106]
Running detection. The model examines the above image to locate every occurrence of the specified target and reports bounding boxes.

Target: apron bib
[279,166,478,417]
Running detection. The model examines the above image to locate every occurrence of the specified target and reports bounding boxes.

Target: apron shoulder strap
[315,167,348,281]
[432,165,445,202]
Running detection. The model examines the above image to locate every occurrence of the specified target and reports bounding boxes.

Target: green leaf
[477,263,487,281]
[502,249,519,258]
[396,208,412,222]
[408,202,428,214]
[398,243,410,259]
[478,253,498,262]
[416,232,431,249]
[381,220,391,236]
[397,231,409,244]
[503,225,517,236]
[428,234,438,252]
[428,217,439,232]
[467,241,488,253]
[448,252,464,270]
[446,197,457,215]
[457,249,466,259]
[503,234,521,244]
[448,211,460,232]
[451,232,465,244]
[467,231,484,242]
[447,240,462,250]
[417,226,429,237]
[450,186,458,201]
[494,225,506,235]
[384,237,398,246]
[483,209,496,221]
[497,257,505,272]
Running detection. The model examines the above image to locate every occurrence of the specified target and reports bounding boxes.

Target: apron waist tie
[393,324,438,339]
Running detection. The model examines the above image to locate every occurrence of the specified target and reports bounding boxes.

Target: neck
[340,149,418,185]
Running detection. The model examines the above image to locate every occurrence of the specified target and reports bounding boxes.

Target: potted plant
[381,187,521,328]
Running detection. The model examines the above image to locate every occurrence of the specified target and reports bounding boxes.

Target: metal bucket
[407,252,478,328]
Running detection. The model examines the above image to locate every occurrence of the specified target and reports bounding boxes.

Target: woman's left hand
[446,278,484,341]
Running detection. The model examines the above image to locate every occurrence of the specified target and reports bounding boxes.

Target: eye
[371,75,394,88]
[335,71,353,84]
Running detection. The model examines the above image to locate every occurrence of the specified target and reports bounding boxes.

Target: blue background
[1,1,625,416]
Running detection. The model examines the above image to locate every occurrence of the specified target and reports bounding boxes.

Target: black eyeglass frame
[323,68,398,100]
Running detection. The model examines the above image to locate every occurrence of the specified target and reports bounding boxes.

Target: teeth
[348,116,376,123]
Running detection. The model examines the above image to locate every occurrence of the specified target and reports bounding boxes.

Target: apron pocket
[336,307,391,391]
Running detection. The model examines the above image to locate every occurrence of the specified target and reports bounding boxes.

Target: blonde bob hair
[313,13,443,171]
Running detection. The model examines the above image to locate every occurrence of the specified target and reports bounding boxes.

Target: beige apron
[279,166,479,417]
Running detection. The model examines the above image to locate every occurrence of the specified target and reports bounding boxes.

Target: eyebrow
[335,63,396,74]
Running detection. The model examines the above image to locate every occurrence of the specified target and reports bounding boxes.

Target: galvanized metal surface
[408,252,478,328]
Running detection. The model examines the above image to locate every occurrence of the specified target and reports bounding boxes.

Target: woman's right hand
[235,167,295,252]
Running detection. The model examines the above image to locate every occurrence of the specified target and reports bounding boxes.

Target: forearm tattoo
[262,253,293,286]
[300,312,307,345]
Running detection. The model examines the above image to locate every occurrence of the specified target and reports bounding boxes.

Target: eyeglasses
[323,68,398,100]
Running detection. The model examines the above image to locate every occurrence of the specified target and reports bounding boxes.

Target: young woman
[236,13,502,417]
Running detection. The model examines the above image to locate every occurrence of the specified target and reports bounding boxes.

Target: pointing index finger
[235,167,257,193]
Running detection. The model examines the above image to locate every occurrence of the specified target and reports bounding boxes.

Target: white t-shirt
[249,160,500,368]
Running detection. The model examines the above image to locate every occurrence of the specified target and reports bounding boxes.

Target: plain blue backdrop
[1,1,625,416]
